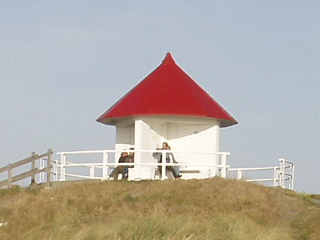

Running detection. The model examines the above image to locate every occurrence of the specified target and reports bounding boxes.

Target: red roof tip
[162,52,175,64]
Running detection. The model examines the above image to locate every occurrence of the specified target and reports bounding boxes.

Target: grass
[0,178,319,240]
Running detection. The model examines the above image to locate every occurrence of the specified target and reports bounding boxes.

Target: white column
[161,151,166,180]
[220,153,227,178]
[90,166,95,179]
[279,158,285,188]
[212,125,220,177]
[102,151,108,180]
[134,120,143,180]
[60,153,66,181]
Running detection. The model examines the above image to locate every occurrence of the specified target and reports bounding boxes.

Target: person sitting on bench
[122,148,135,179]
[109,152,128,180]
[153,142,181,179]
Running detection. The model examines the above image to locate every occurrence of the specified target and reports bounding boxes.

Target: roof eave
[97,114,237,127]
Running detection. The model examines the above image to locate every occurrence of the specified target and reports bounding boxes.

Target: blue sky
[1,1,319,193]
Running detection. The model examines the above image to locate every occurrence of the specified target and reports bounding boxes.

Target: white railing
[52,150,294,190]
[278,158,295,189]
[53,149,230,181]
[227,158,294,190]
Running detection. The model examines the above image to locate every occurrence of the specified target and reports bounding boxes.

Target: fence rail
[228,158,294,190]
[54,149,230,181]
[0,149,53,189]
[53,149,294,190]
[1,148,294,190]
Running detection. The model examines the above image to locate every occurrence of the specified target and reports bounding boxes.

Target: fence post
[46,149,52,187]
[39,157,44,183]
[60,153,66,181]
[31,152,36,185]
[161,151,166,180]
[102,151,108,180]
[237,169,242,180]
[90,166,95,179]
[7,164,13,189]
[279,158,285,188]
[273,166,278,187]
[220,153,227,178]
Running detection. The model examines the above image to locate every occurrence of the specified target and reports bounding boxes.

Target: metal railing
[227,158,294,190]
[52,149,294,190]
[53,149,230,181]
[0,149,294,190]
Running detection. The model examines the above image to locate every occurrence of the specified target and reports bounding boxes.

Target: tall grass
[0,178,319,240]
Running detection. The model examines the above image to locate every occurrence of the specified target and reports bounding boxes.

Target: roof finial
[162,52,175,64]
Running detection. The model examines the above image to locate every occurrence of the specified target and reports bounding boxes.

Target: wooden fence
[0,149,52,189]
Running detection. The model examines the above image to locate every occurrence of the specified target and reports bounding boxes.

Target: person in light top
[153,142,181,179]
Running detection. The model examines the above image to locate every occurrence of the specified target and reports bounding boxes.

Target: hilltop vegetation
[0,178,320,240]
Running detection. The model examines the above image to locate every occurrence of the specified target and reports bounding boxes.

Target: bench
[179,169,200,174]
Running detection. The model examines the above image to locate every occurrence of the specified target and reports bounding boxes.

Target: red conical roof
[97,53,237,127]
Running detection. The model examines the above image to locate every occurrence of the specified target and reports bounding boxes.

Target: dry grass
[0,178,319,240]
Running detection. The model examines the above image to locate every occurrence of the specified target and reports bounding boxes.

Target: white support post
[273,166,278,187]
[90,166,95,179]
[212,125,220,177]
[211,154,217,177]
[102,151,108,180]
[237,169,242,180]
[279,158,285,188]
[220,153,227,178]
[161,151,166,180]
[46,149,52,188]
[60,153,66,181]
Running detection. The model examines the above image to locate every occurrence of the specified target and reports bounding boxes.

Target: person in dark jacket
[109,152,128,180]
[122,148,135,179]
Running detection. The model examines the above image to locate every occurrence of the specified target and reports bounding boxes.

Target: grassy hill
[0,178,320,240]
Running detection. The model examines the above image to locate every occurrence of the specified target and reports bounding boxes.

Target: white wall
[144,118,220,179]
[160,122,220,178]
[113,117,221,179]
[132,120,162,179]
[115,125,134,161]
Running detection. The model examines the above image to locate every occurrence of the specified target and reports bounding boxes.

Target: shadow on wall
[147,120,216,141]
